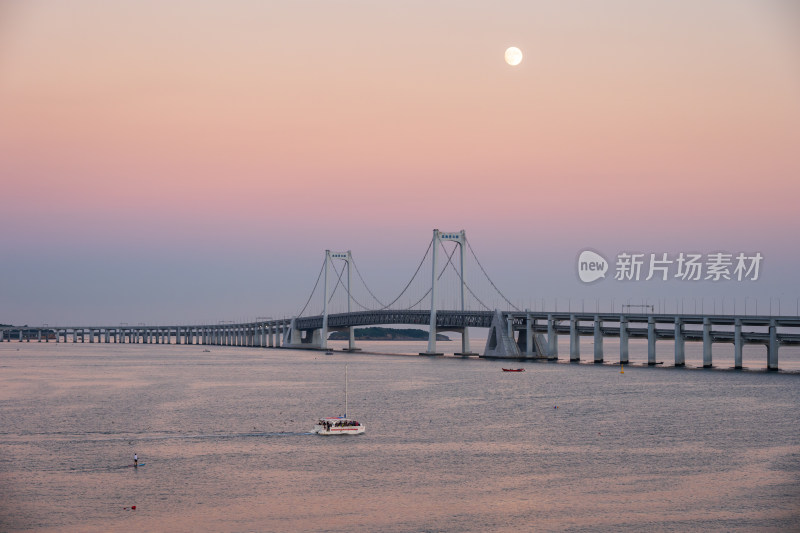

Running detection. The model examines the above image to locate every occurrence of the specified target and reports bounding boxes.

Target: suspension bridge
[2,229,799,370]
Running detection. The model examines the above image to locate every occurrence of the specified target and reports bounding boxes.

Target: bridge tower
[422,229,475,356]
[321,250,356,351]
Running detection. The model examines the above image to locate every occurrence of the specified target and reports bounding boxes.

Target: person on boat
[133,453,138,467]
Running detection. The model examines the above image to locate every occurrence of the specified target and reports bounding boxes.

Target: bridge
[3,229,799,370]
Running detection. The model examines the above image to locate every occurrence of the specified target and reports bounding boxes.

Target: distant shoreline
[328,327,450,341]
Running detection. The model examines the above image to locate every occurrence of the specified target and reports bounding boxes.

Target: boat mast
[345,364,348,418]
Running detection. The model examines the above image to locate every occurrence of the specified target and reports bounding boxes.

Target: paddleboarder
[133,453,138,467]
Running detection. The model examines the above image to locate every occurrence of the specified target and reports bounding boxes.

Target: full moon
[504,46,523,66]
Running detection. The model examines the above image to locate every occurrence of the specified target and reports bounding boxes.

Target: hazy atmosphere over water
[1,1,799,324]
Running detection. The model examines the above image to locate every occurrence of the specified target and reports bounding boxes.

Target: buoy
[131,506,136,510]
[620,363,624,374]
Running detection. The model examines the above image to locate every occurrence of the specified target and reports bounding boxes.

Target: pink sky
[1,1,798,324]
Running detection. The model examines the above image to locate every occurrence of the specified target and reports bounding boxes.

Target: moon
[504,46,523,66]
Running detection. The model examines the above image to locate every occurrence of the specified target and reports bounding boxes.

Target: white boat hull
[313,423,365,435]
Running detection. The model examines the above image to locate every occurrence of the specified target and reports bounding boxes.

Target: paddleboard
[126,463,146,468]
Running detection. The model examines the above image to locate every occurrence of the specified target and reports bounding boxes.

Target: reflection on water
[1,342,798,532]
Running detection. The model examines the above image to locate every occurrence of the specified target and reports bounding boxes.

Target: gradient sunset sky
[1,1,798,325]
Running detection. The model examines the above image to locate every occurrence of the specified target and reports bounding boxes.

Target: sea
[1,339,798,532]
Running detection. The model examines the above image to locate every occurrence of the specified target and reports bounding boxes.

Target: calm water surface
[1,341,798,532]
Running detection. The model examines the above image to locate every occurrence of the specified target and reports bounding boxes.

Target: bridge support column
[647,317,656,365]
[674,317,685,366]
[524,312,534,357]
[423,231,442,355]
[593,315,603,363]
[454,326,475,356]
[620,316,629,364]
[703,317,712,368]
[482,310,521,358]
[734,319,743,369]
[38,330,42,342]
[569,315,580,362]
[768,320,778,370]
[547,314,558,359]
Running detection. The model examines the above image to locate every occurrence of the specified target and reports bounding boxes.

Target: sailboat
[313,364,365,435]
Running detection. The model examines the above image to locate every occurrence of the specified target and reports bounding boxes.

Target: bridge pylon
[284,250,359,351]
[420,229,477,356]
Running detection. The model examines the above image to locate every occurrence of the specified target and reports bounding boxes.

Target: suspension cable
[406,287,432,310]
[405,241,461,311]
[327,260,346,304]
[296,258,326,317]
[328,258,373,311]
[374,236,434,310]
[351,256,387,308]
[438,241,492,310]
[437,240,459,281]
[465,237,520,311]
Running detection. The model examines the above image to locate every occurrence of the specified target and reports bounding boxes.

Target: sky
[1,0,799,326]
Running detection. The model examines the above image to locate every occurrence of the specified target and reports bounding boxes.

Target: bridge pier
[768,320,778,370]
[674,317,685,366]
[703,318,713,368]
[619,316,629,364]
[482,310,521,358]
[453,326,476,356]
[420,310,444,356]
[593,315,603,363]
[647,317,657,365]
[283,318,327,350]
[523,312,535,357]
[547,314,558,359]
[570,315,580,362]
[734,319,742,369]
